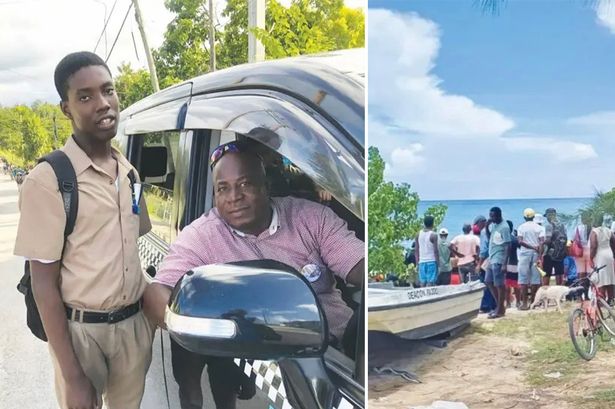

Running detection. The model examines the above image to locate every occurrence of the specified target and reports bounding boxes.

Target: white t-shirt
[517,221,545,255]
[451,234,480,265]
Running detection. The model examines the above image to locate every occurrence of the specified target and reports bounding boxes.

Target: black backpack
[549,222,568,262]
[16,150,78,342]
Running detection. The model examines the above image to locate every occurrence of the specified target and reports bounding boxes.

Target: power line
[131,30,140,61]
[93,0,119,54]
[105,1,133,64]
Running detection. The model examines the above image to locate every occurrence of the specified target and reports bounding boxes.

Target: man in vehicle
[14,52,153,409]
[415,216,439,287]
[143,140,364,409]
[516,208,545,310]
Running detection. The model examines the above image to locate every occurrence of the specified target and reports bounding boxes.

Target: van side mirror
[141,146,168,178]
[164,259,328,360]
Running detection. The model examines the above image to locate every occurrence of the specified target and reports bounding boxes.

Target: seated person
[143,140,364,408]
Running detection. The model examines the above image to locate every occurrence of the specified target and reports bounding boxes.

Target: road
[0,174,57,407]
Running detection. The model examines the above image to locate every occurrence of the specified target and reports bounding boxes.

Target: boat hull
[368,283,484,340]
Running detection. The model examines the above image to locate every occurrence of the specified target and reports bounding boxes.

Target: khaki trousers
[49,310,155,409]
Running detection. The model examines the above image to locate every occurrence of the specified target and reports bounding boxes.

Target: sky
[369,0,615,200]
[0,0,364,107]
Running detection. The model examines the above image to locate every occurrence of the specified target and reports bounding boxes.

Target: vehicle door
[117,85,364,409]
[117,94,277,409]
[179,87,365,409]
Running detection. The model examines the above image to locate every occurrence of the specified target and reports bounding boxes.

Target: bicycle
[568,264,615,360]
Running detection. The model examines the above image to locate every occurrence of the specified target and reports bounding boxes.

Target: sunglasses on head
[209,141,265,170]
[210,142,242,170]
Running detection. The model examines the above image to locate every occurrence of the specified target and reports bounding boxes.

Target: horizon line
[420,196,593,202]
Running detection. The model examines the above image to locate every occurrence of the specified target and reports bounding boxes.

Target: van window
[238,135,364,240]
[140,131,180,243]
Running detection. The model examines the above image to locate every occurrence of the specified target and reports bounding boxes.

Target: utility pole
[131,0,160,92]
[131,0,175,175]
[208,0,216,71]
[248,0,265,63]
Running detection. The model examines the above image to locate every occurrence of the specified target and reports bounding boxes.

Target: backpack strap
[38,150,78,238]
[127,168,137,187]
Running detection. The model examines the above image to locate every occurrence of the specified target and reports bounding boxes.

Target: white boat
[368,281,485,340]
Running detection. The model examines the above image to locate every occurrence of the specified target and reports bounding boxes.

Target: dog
[530,285,573,313]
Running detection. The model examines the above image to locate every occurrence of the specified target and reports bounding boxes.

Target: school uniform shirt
[14,136,152,311]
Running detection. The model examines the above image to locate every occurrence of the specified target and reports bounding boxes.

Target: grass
[591,388,615,402]
[570,388,615,409]
[471,306,615,390]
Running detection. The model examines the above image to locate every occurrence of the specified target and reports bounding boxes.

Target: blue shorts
[419,261,438,285]
[485,263,505,287]
[518,252,541,285]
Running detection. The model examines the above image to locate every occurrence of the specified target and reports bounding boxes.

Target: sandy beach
[369,305,615,409]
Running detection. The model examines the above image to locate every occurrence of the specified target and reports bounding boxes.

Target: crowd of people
[409,207,615,319]
[1,158,29,188]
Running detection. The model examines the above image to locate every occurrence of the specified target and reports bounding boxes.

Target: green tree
[0,104,64,167]
[16,106,51,163]
[573,189,615,227]
[154,0,215,82]
[218,0,249,67]
[111,0,365,107]
[368,146,446,278]
[31,102,72,149]
[0,107,25,165]
[113,64,156,110]
[250,0,365,59]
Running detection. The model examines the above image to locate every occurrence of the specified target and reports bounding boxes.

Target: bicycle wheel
[568,308,596,361]
[597,298,615,337]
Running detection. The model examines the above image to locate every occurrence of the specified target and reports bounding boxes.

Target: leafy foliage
[113,64,155,110]
[154,0,215,83]
[575,188,615,227]
[0,104,70,167]
[31,102,72,149]
[218,0,249,67]
[252,0,365,59]
[368,147,446,277]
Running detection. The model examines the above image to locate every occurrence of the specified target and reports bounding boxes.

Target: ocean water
[417,197,592,238]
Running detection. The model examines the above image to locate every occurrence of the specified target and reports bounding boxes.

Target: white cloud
[0,0,360,106]
[565,111,615,139]
[0,0,175,106]
[503,135,598,162]
[384,143,426,179]
[368,9,515,139]
[597,0,615,34]
[568,110,615,127]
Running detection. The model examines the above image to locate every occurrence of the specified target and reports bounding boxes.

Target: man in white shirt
[451,223,480,283]
[517,208,545,310]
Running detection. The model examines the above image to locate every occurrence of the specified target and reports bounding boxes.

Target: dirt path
[369,307,615,409]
